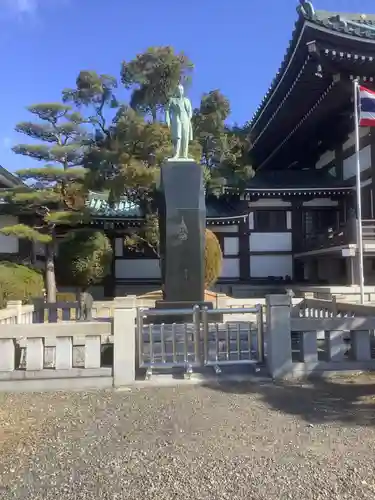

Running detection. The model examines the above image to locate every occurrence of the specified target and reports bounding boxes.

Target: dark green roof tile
[86,192,142,218]
[87,191,246,220]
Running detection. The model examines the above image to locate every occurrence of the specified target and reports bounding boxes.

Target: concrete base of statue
[156,159,215,322]
[158,159,205,302]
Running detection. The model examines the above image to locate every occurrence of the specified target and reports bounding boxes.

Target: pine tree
[0,103,88,302]
[193,90,254,191]
[121,46,193,122]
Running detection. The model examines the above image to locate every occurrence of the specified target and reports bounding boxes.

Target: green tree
[193,89,231,170]
[193,90,254,190]
[0,103,88,302]
[56,230,112,291]
[62,50,252,267]
[124,214,160,257]
[121,46,193,122]
[219,123,254,187]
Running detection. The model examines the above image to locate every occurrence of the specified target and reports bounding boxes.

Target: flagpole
[353,78,365,304]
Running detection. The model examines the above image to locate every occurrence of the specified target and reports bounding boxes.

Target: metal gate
[137,305,265,378]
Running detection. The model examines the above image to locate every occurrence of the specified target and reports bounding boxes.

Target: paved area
[1,376,375,499]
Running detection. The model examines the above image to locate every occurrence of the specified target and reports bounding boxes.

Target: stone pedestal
[158,160,206,303]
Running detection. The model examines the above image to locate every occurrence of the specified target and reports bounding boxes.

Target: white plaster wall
[316,150,335,169]
[343,145,371,180]
[115,259,161,279]
[0,215,19,253]
[220,258,240,278]
[343,127,369,150]
[248,199,291,207]
[210,225,238,233]
[303,198,338,207]
[224,237,239,256]
[250,232,292,252]
[250,255,293,278]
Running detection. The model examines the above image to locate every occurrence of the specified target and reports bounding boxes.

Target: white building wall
[316,150,335,169]
[250,232,292,252]
[220,258,240,278]
[210,225,238,233]
[248,199,291,208]
[343,145,371,180]
[223,237,239,256]
[0,215,19,253]
[303,198,338,207]
[343,127,369,150]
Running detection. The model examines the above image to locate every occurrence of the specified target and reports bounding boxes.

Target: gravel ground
[1,376,375,499]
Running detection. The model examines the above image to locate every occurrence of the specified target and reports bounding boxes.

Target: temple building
[1,1,375,295]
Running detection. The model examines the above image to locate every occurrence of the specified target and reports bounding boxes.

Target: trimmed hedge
[204,229,223,288]
[0,261,44,309]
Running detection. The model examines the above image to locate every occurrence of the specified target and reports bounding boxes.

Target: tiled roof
[312,9,375,39]
[249,2,375,131]
[87,191,246,220]
[86,192,142,218]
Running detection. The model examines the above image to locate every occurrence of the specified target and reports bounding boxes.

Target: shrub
[204,229,222,288]
[0,261,44,308]
[56,230,113,290]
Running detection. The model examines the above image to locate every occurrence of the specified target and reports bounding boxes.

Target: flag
[359,85,375,127]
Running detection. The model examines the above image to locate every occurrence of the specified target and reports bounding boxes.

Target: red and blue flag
[359,85,375,127]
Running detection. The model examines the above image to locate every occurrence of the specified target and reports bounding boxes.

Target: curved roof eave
[249,11,375,136]
[249,17,306,132]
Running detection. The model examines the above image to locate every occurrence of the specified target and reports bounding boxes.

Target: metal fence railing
[137,304,264,378]
[201,306,264,374]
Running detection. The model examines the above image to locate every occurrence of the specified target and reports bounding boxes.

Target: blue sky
[0,0,374,172]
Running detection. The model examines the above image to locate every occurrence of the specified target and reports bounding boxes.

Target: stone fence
[267,295,375,379]
[0,296,153,324]
[0,306,136,392]
[0,296,297,325]
[2,295,375,391]
[292,296,375,318]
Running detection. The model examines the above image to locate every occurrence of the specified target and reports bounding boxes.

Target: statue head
[175,84,184,98]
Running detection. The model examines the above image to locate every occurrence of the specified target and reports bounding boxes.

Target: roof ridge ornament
[298,0,315,19]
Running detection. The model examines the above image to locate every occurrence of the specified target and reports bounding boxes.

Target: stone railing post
[266,295,293,379]
[113,305,137,387]
[113,295,137,308]
[6,300,22,324]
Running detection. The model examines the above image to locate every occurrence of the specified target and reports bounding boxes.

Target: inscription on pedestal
[158,160,205,303]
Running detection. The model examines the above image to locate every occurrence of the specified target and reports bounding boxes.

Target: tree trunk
[45,241,57,303]
[151,107,157,123]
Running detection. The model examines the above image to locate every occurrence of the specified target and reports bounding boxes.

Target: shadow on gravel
[202,377,375,427]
